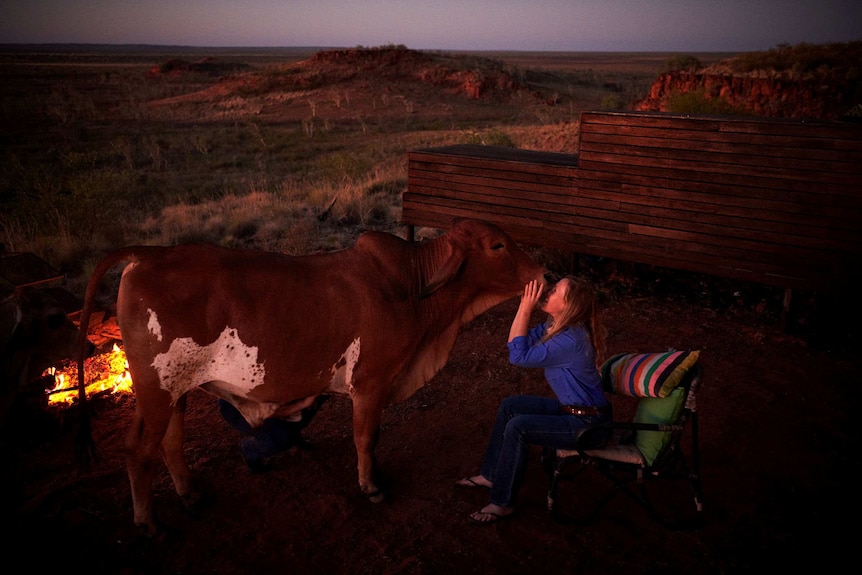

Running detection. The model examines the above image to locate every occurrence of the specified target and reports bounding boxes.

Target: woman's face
[541,278,570,318]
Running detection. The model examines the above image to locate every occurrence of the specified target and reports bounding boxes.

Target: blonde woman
[457,277,610,523]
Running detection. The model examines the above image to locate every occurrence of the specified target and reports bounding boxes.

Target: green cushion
[632,386,686,466]
[601,350,700,398]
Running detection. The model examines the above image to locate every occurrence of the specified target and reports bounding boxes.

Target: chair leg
[547,450,704,528]
[546,454,589,512]
[690,412,704,516]
[634,456,704,530]
[548,456,625,524]
[689,472,704,516]
[546,454,595,521]
[686,466,704,527]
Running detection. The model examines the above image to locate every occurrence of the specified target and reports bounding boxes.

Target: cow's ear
[419,237,466,299]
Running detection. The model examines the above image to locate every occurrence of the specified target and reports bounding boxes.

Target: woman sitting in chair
[457,276,611,523]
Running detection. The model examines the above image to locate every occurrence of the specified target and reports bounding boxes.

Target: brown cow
[75,218,546,535]
[1,287,90,425]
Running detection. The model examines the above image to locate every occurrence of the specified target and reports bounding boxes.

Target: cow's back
[116,242,423,403]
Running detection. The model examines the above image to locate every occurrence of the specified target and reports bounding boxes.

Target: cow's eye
[491,242,505,251]
[46,312,66,329]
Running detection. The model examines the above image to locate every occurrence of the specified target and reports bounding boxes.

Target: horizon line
[0,42,756,55]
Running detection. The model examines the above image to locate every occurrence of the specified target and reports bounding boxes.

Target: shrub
[461,128,516,147]
[729,41,862,80]
[663,55,702,72]
[600,95,625,110]
[665,88,747,115]
[315,152,374,182]
[842,103,862,120]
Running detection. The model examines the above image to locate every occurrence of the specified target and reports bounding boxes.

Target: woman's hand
[509,280,543,342]
[519,280,544,312]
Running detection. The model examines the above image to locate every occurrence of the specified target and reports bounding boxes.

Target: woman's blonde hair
[542,276,607,365]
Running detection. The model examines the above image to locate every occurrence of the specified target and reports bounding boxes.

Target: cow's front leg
[352,395,384,502]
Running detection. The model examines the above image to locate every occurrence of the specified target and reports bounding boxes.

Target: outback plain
[1,44,859,574]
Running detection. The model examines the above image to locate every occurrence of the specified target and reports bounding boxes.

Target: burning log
[44,343,132,406]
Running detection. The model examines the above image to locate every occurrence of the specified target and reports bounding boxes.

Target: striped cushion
[601,350,700,398]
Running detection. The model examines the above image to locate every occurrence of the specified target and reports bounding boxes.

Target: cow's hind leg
[125,394,174,537]
[161,394,202,508]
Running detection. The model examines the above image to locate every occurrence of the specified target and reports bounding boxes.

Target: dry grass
[2,45,772,294]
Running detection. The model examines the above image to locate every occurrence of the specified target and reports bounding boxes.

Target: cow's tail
[73,247,145,470]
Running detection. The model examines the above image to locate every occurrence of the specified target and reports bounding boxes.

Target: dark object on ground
[218,396,330,471]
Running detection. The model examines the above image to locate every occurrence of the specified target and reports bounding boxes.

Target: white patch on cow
[151,326,266,403]
[147,308,163,342]
[328,337,360,396]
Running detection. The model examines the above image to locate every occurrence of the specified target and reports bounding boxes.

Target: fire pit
[44,343,132,406]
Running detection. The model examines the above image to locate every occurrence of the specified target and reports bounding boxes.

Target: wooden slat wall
[405,145,582,250]
[574,111,862,290]
[403,112,862,291]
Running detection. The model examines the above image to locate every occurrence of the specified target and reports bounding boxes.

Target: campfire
[44,343,133,406]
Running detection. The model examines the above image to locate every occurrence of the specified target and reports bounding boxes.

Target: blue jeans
[478,395,611,507]
[217,397,329,467]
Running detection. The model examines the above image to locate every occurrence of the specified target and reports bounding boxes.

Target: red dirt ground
[3,259,857,575]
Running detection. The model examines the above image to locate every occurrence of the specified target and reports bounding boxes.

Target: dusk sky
[1,0,860,52]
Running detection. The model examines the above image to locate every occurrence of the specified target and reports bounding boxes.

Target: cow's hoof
[365,489,386,504]
[135,520,165,540]
[181,489,207,512]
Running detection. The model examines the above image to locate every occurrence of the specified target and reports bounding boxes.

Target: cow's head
[420,218,546,301]
[388,219,547,404]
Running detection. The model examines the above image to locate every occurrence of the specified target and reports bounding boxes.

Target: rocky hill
[635,42,862,120]
[305,47,521,100]
[145,43,861,130]
[147,46,538,123]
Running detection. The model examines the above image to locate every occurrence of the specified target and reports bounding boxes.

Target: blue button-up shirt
[507,322,606,407]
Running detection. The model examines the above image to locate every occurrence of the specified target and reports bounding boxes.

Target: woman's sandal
[469,509,513,524]
[455,476,491,488]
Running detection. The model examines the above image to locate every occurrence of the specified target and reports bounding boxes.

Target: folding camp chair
[544,350,704,529]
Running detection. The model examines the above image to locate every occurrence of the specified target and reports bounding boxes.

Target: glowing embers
[44,343,132,405]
